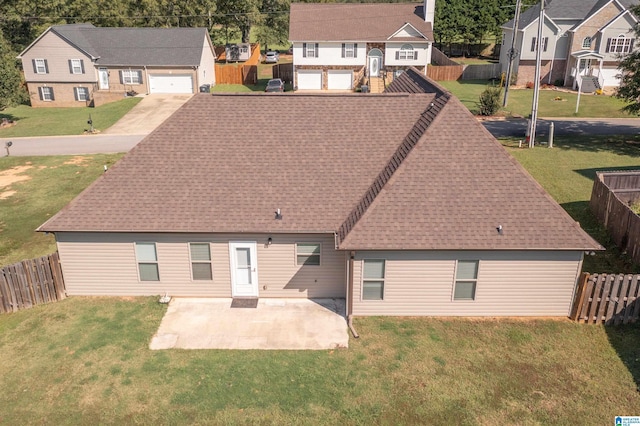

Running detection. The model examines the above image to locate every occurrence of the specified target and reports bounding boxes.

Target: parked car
[264,51,279,63]
[265,78,284,92]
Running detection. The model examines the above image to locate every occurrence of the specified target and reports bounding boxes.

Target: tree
[0,33,26,110]
[478,85,502,116]
[254,0,289,51]
[216,0,262,43]
[616,5,640,115]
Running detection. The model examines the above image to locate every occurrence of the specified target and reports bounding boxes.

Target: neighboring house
[288,1,434,91]
[17,24,216,107]
[224,43,252,62]
[38,69,602,318]
[500,0,638,90]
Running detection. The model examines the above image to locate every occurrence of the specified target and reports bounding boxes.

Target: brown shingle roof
[39,79,601,251]
[289,3,433,42]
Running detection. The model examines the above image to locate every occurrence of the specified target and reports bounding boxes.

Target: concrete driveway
[103,94,192,135]
[149,298,349,350]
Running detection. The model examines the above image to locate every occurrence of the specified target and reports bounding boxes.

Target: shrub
[554,79,565,87]
[478,85,502,116]
[525,81,534,89]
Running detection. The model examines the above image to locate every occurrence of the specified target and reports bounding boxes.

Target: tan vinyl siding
[56,232,345,297]
[198,35,216,86]
[352,250,583,317]
[21,31,95,83]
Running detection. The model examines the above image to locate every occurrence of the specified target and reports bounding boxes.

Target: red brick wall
[517,59,567,86]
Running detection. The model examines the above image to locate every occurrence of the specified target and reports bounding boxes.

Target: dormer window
[582,37,592,49]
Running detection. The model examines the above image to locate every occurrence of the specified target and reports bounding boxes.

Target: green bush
[478,85,502,116]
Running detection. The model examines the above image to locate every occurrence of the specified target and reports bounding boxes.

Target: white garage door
[297,70,322,90]
[149,74,193,94]
[328,70,353,90]
[600,68,622,87]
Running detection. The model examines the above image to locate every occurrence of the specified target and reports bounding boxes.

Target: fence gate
[571,273,640,324]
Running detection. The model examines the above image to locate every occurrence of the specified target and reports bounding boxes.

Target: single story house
[38,69,602,318]
[17,24,216,107]
[289,1,434,91]
[500,0,638,90]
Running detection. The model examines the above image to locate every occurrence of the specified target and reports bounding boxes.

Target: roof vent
[497,224,503,235]
[275,208,282,220]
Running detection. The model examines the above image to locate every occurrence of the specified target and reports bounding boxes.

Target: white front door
[370,57,380,77]
[99,68,109,90]
[229,242,259,297]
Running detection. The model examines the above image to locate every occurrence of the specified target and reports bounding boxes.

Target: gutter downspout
[347,251,359,338]
[144,66,149,95]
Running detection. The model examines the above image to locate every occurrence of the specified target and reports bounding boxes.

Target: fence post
[571,272,589,321]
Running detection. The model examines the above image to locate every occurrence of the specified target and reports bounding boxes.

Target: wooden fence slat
[570,273,589,321]
[50,252,66,300]
[42,256,55,303]
[605,274,622,325]
[623,275,639,324]
[632,276,640,323]
[614,274,631,325]
[596,275,613,323]
[579,274,595,322]
[0,269,12,313]
[588,274,604,323]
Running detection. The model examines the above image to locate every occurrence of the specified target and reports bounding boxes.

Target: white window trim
[306,44,317,58]
[531,37,549,52]
[70,59,83,74]
[189,242,213,281]
[608,34,634,53]
[122,69,142,85]
[74,87,88,101]
[344,43,355,58]
[452,260,479,302]
[40,87,53,101]
[582,37,592,49]
[361,259,386,301]
[295,242,322,266]
[135,242,160,282]
[399,44,416,60]
[34,58,47,74]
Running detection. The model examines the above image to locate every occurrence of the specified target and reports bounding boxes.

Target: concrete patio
[149,298,349,350]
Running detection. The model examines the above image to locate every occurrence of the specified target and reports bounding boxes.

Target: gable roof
[19,24,211,66]
[38,72,601,251]
[289,3,433,42]
[503,0,638,30]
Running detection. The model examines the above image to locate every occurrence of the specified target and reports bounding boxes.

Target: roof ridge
[336,91,451,246]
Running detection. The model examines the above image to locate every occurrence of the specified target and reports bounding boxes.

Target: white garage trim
[296,70,322,90]
[328,70,353,90]
[149,74,193,94]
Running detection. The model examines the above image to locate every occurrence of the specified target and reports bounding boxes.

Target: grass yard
[0,154,124,266]
[212,58,293,93]
[0,97,142,137]
[501,135,640,273]
[0,297,638,424]
[440,79,635,118]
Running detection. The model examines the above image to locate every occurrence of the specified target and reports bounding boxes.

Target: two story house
[289,2,434,91]
[18,24,216,107]
[500,0,638,90]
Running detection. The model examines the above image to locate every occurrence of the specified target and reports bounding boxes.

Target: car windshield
[267,80,281,87]
[267,52,276,57]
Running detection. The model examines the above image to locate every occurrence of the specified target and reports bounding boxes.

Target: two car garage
[296,70,353,90]
[149,74,194,94]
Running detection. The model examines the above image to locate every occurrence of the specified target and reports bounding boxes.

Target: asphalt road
[1,134,145,156]
[481,117,640,139]
[2,117,640,157]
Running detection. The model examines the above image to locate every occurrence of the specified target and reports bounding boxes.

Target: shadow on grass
[0,112,19,123]
[606,323,640,393]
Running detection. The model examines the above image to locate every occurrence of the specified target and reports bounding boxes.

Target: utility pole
[503,0,522,107]
[529,0,545,148]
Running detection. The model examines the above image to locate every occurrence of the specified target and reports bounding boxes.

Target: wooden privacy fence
[571,273,640,324]
[0,253,66,313]
[427,65,464,81]
[590,171,640,265]
[214,43,260,85]
[273,63,293,84]
[462,63,501,80]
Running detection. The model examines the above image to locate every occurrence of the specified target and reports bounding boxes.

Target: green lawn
[0,297,638,423]
[440,79,635,118]
[0,154,124,266]
[501,135,640,273]
[0,97,142,137]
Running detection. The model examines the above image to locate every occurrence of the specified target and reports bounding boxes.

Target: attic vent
[275,208,282,220]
